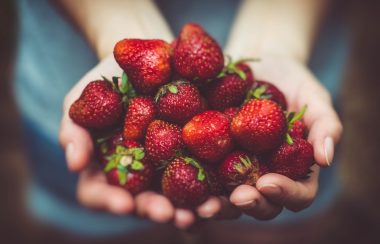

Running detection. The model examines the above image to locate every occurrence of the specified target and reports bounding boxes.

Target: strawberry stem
[286,133,294,145]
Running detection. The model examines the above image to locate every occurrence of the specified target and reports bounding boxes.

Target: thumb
[59,105,93,172]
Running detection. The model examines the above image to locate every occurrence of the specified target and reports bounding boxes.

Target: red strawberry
[246,80,288,110]
[123,97,156,141]
[69,80,123,129]
[114,39,172,95]
[267,138,314,180]
[223,107,239,120]
[204,167,225,196]
[161,157,210,208]
[155,81,203,125]
[183,111,233,164]
[231,99,287,153]
[289,120,307,139]
[236,62,255,87]
[96,132,142,166]
[104,145,153,195]
[145,120,184,168]
[173,23,224,82]
[204,60,254,110]
[218,151,266,192]
[286,106,308,141]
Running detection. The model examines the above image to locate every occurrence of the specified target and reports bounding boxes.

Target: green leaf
[101,75,112,83]
[234,164,244,174]
[115,145,127,154]
[235,69,247,80]
[287,112,296,124]
[252,85,267,99]
[118,169,127,185]
[168,85,178,94]
[131,148,145,160]
[184,157,206,181]
[289,105,307,124]
[104,158,118,172]
[131,160,144,170]
[119,72,129,94]
[216,70,226,79]
[286,133,294,145]
[239,156,252,168]
[197,168,205,181]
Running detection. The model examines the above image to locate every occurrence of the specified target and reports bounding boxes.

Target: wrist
[225,41,310,65]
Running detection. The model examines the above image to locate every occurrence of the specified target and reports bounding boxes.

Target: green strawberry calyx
[245,83,272,103]
[103,145,145,185]
[101,72,136,104]
[183,157,206,181]
[154,80,188,102]
[285,105,307,145]
[217,56,260,80]
[234,155,252,174]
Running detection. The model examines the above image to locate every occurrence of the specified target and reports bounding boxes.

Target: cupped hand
[59,55,240,229]
[229,55,343,219]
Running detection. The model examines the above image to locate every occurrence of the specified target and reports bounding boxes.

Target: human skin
[58,0,342,228]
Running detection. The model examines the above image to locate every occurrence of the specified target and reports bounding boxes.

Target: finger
[174,209,195,229]
[196,196,222,219]
[135,192,174,223]
[77,166,134,214]
[230,185,282,220]
[213,196,242,220]
[296,81,343,167]
[59,114,93,172]
[256,165,320,212]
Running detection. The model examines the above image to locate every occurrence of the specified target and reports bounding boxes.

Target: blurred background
[1,0,380,243]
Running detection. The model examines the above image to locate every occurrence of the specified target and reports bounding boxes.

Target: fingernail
[323,137,334,166]
[65,143,75,168]
[260,184,282,196]
[235,199,256,209]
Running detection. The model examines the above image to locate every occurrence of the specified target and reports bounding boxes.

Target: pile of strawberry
[69,23,314,209]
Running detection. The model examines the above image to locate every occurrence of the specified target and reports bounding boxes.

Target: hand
[59,55,240,229]
[229,55,343,219]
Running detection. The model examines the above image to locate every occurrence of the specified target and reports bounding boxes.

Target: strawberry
[182,111,233,164]
[161,157,210,208]
[289,120,307,139]
[114,39,172,95]
[231,99,287,153]
[103,145,153,195]
[204,60,255,110]
[246,80,288,110]
[267,138,314,180]
[145,120,184,168]
[155,81,203,125]
[235,62,255,87]
[96,132,142,166]
[173,23,224,82]
[204,166,225,196]
[286,106,308,141]
[123,97,156,141]
[69,80,123,129]
[218,151,266,192]
[223,107,239,120]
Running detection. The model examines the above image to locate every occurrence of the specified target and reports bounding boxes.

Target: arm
[225,0,329,62]
[58,0,174,59]
[225,0,343,219]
